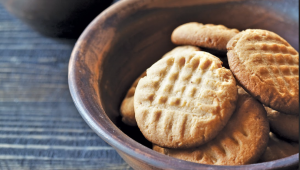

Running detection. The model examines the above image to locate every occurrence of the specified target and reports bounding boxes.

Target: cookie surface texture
[120,46,200,126]
[259,132,299,162]
[227,29,299,115]
[134,51,237,148]
[153,86,269,165]
[171,22,239,51]
[264,106,299,141]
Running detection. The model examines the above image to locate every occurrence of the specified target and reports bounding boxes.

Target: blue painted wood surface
[0,2,132,169]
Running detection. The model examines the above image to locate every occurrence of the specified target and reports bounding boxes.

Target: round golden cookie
[171,22,239,51]
[259,132,299,162]
[120,46,201,126]
[227,29,299,115]
[120,72,146,126]
[153,86,270,165]
[264,106,299,141]
[134,51,237,149]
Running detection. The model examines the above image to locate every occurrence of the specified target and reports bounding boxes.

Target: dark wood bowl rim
[68,0,299,169]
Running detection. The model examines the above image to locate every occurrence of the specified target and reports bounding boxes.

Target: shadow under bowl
[68,0,299,169]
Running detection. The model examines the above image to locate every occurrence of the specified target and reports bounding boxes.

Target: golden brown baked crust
[258,132,299,162]
[153,86,270,165]
[162,46,201,58]
[120,46,200,126]
[135,51,237,149]
[227,29,299,115]
[264,106,299,141]
[171,22,239,51]
[153,144,165,154]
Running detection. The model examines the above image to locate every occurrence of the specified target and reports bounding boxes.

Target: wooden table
[0,2,132,170]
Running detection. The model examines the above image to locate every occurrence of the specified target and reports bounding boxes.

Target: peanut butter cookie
[259,132,298,162]
[227,29,299,115]
[135,51,237,148]
[264,106,299,141]
[171,22,239,51]
[120,46,200,126]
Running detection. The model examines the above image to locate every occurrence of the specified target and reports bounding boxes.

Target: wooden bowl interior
[70,0,298,169]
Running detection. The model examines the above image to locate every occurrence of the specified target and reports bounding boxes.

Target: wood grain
[0,2,131,170]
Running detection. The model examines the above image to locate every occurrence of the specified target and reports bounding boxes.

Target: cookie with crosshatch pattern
[227,29,299,115]
[153,86,269,165]
[134,51,237,149]
[120,46,201,126]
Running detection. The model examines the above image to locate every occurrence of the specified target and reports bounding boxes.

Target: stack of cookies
[120,22,299,165]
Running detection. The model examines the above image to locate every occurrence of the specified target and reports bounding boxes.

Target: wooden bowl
[68,0,299,169]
